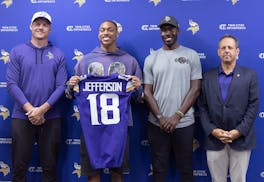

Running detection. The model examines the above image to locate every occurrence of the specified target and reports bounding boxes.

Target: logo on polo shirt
[46,51,54,59]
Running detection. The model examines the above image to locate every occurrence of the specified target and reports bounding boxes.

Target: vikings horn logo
[72,162,81,178]
[149,0,161,6]
[0,161,10,176]
[231,0,238,5]
[72,105,80,121]
[0,105,10,120]
[46,51,54,59]
[0,49,10,64]
[192,138,200,152]
[1,0,12,8]
[72,49,84,61]
[187,19,199,35]
[74,0,86,7]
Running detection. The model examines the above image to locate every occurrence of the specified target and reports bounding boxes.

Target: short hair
[218,34,239,48]
[100,20,118,30]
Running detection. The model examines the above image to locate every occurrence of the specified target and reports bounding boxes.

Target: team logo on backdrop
[65,138,80,145]
[194,170,208,176]
[31,0,56,3]
[87,62,104,76]
[187,19,199,35]
[193,138,200,151]
[0,26,18,32]
[230,0,239,5]
[104,0,130,2]
[46,51,54,59]
[72,105,80,121]
[141,139,150,146]
[0,82,7,88]
[74,0,85,7]
[28,166,42,173]
[259,53,264,59]
[0,138,12,144]
[0,161,10,176]
[66,25,92,32]
[259,112,264,118]
[148,164,153,176]
[1,0,12,8]
[219,23,246,30]
[72,49,84,61]
[0,49,10,64]
[198,52,206,59]
[141,24,159,31]
[108,62,126,75]
[149,0,161,6]
[72,162,81,178]
[0,105,10,120]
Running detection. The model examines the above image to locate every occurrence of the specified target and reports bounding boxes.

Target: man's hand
[160,114,180,133]
[211,128,232,144]
[131,76,141,90]
[67,76,81,88]
[26,107,46,125]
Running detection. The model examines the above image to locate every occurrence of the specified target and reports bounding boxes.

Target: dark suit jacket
[198,64,259,150]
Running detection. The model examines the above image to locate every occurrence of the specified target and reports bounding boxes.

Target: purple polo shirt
[218,66,234,102]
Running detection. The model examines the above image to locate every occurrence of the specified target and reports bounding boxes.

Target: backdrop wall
[1,0,264,181]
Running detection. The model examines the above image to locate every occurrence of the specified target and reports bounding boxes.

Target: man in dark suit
[198,34,259,182]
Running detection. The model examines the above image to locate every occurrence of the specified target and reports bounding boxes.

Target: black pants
[11,118,61,182]
[148,122,194,182]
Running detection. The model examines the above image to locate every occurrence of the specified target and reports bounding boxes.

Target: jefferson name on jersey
[82,81,122,92]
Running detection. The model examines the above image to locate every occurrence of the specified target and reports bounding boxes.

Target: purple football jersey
[75,74,135,169]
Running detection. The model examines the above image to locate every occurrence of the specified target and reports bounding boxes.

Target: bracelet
[175,110,184,119]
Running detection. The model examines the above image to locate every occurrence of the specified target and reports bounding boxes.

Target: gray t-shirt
[143,45,202,128]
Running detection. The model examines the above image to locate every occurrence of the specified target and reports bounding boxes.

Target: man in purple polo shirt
[198,34,259,182]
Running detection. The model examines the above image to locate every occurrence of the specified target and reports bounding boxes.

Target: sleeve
[189,50,202,80]
[143,55,154,85]
[6,48,29,106]
[46,54,68,106]
[197,75,217,136]
[235,70,259,136]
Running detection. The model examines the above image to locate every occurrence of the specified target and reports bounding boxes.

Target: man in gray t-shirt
[143,15,202,182]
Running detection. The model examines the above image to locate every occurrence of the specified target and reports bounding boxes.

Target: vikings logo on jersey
[87,62,104,76]
[108,62,126,75]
